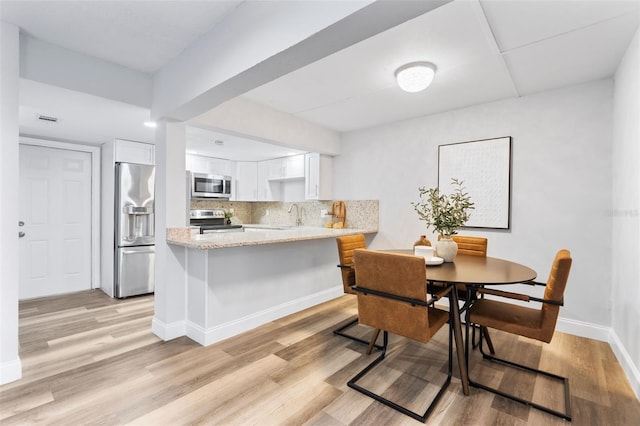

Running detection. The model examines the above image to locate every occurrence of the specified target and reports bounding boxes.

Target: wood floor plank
[1,291,638,425]
[129,354,287,425]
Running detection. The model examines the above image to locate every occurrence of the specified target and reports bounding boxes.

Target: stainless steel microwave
[190,172,232,199]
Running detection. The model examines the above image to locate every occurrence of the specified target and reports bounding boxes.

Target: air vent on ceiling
[37,114,58,123]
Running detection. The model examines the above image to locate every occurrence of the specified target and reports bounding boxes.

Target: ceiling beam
[152,0,453,122]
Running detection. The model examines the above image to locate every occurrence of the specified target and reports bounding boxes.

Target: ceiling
[241,0,639,132]
[2,0,639,157]
[1,0,243,73]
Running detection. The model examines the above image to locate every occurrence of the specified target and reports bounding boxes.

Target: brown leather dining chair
[466,249,573,420]
[347,249,453,423]
[449,235,488,256]
[334,235,382,353]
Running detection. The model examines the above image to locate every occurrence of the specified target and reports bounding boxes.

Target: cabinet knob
[18,221,25,227]
[19,231,26,238]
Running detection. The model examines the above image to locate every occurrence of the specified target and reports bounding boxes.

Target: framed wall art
[438,136,512,229]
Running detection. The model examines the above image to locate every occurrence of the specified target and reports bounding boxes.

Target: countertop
[166,226,377,250]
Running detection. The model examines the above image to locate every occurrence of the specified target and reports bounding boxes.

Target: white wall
[335,80,614,329]
[612,28,639,397]
[0,21,22,384]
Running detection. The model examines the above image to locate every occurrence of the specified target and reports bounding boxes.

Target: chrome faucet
[288,203,302,226]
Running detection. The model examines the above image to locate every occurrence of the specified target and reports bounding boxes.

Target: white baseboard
[187,286,344,347]
[609,329,640,399]
[557,316,639,399]
[151,317,186,341]
[0,357,22,385]
[556,316,611,342]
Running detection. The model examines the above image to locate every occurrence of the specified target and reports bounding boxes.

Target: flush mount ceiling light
[395,62,437,93]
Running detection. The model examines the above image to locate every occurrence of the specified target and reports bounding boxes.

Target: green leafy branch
[411,178,475,236]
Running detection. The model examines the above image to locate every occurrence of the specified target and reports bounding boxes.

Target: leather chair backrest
[353,249,442,343]
[539,249,572,341]
[336,234,366,295]
[447,235,488,257]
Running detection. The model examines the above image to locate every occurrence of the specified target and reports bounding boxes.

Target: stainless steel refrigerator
[114,162,155,298]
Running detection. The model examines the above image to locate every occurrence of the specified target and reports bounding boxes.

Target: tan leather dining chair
[466,249,573,420]
[449,235,488,256]
[335,235,381,353]
[348,249,453,423]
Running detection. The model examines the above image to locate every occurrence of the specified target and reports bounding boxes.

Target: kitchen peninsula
[165,202,378,347]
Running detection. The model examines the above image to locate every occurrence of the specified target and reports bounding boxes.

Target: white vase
[436,236,458,262]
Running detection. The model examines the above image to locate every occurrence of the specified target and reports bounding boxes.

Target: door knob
[18,221,24,226]
[18,231,25,238]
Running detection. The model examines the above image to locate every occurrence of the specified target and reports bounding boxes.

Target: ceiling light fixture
[143,121,157,128]
[395,62,437,93]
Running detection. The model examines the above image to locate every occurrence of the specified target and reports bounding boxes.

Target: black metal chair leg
[348,327,453,423]
[333,316,384,352]
[469,327,572,421]
[466,286,495,355]
[471,325,496,354]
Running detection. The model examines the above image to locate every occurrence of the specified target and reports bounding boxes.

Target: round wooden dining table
[389,250,537,284]
[380,250,537,395]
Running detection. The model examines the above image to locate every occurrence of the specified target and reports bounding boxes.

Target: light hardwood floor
[1,290,638,425]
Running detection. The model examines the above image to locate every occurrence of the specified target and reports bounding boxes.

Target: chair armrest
[352,285,448,308]
[524,280,548,287]
[428,286,452,304]
[478,287,530,301]
[477,288,564,306]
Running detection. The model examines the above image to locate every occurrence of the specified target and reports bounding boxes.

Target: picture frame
[438,136,512,230]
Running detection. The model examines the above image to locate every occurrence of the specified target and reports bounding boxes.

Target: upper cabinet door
[234,161,258,201]
[257,161,281,201]
[267,157,285,180]
[186,153,232,176]
[266,155,304,181]
[285,154,305,179]
[115,140,155,165]
[305,153,332,200]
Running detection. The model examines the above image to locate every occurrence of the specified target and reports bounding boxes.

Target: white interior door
[19,144,92,299]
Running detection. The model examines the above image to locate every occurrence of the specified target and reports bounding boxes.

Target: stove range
[190,209,244,234]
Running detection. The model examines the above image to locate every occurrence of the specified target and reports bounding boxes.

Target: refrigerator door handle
[124,205,154,215]
[120,246,154,255]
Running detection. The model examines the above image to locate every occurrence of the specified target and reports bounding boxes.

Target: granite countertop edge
[165,227,378,250]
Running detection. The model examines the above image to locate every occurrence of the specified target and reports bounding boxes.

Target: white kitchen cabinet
[305,153,333,200]
[186,153,233,176]
[234,161,258,201]
[267,154,304,181]
[266,157,284,180]
[286,154,305,179]
[257,161,281,201]
[114,139,155,165]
